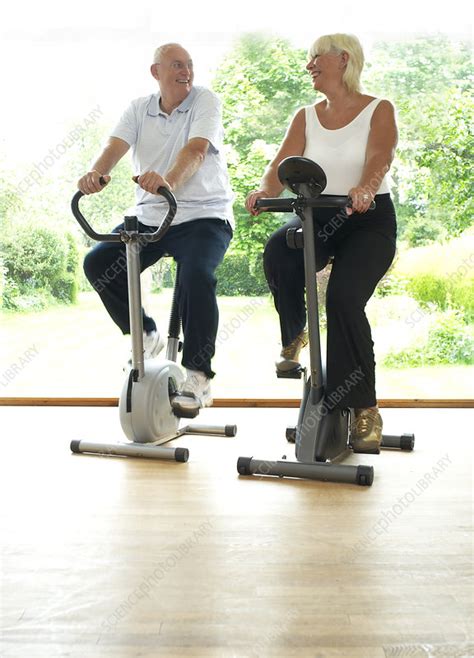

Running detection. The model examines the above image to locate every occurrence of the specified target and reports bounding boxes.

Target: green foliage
[58,121,135,242]
[65,232,80,276]
[390,231,474,321]
[379,232,474,367]
[0,221,80,310]
[406,272,453,312]
[51,273,79,305]
[405,273,474,323]
[401,90,473,240]
[213,33,314,158]
[0,157,24,229]
[213,34,315,261]
[1,33,472,310]
[216,252,268,296]
[365,36,471,103]
[402,211,447,247]
[227,141,288,259]
[383,309,473,367]
[0,256,5,306]
[213,31,473,292]
[1,120,135,311]
[150,258,177,292]
[366,37,473,243]
[375,271,410,298]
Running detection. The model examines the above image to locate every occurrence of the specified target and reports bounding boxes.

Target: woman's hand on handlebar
[135,171,172,194]
[245,189,271,216]
[77,171,111,195]
[347,186,375,214]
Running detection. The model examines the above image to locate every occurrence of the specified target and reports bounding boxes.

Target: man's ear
[151,63,160,81]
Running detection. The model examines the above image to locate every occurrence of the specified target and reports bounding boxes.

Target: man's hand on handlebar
[245,189,271,216]
[135,171,172,195]
[77,170,111,195]
[347,186,375,214]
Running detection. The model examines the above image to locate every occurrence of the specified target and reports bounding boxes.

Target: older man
[79,43,234,409]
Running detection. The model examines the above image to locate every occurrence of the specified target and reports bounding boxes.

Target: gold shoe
[276,330,309,373]
[350,409,383,454]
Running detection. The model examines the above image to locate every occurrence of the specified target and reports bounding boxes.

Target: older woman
[246,33,398,453]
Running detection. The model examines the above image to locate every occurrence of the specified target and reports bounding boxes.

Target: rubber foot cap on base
[225,425,237,437]
[70,440,81,453]
[356,465,374,486]
[237,456,253,476]
[401,434,415,451]
[175,448,189,462]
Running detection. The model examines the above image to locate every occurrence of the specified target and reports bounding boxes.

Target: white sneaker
[143,330,165,359]
[126,330,165,370]
[171,369,213,416]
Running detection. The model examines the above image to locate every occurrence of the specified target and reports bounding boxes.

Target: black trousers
[263,194,397,409]
[84,218,232,379]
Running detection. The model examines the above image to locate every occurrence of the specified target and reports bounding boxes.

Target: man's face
[153,45,194,102]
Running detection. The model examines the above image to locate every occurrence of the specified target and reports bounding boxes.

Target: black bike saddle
[278,156,327,197]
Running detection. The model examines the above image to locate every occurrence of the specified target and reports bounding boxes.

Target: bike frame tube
[125,230,145,380]
[298,184,323,396]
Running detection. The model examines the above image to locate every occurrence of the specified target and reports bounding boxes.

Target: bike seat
[278,156,327,197]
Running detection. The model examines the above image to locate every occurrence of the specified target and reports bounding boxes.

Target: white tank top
[303,98,391,195]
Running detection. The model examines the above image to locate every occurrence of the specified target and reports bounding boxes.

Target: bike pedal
[276,367,303,379]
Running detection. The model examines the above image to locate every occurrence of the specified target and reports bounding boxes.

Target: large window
[1,3,472,400]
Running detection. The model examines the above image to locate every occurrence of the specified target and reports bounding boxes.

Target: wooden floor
[0,405,472,658]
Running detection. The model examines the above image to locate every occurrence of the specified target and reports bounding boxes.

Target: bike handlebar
[255,195,376,212]
[71,177,178,243]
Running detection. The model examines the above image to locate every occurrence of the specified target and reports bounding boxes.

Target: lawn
[0,291,472,399]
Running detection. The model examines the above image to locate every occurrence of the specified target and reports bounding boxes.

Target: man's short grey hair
[152,43,183,64]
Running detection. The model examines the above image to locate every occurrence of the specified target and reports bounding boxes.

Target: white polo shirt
[111,86,235,228]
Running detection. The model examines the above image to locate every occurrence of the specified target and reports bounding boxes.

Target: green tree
[0,221,80,310]
[0,119,136,308]
[213,33,315,260]
[407,89,473,238]
[365,36,473,244]
[0,155,24,229]
[365,36,471,107]
[58,121,135,244]
[213,33,314,158]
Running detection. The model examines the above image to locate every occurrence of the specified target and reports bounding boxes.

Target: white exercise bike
[70,179,236,462]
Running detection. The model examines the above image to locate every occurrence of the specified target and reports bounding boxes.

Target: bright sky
[0,0,471,165]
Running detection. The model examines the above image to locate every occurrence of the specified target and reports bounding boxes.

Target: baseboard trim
[0,397,472,408]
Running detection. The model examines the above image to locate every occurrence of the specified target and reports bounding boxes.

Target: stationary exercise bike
[70,179,236,461]
[237,157,414,486]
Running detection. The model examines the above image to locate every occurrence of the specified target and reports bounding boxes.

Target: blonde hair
[308,33,364,93]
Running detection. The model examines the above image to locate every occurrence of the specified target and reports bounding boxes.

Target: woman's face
[306,50,346,90]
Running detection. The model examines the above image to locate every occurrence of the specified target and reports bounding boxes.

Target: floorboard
[0,406,472,657]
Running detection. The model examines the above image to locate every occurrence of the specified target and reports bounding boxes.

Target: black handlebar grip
[346,197,376,211]
[346,198,376,211]
[256,195,377,212]
[132,176,175,202]
[254,198,295,212]
[156,186,176,205]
